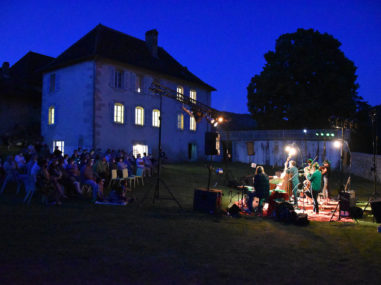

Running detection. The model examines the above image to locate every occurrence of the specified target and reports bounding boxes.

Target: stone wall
[346,152,381,182]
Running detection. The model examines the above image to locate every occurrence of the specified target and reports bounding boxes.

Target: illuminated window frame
[113,103,124,124]
[177,113,184,130]
[152,109,160,128]
[135,106,144,126]
[190,116,196,131]
[177,86,184,102]
[190,89,197,103]
[53,140,64,155]
[48,106,55,125]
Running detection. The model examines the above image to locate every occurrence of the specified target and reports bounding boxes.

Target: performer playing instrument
[307,162,322,214]
[285,160,300,209]
[320,160,331,202]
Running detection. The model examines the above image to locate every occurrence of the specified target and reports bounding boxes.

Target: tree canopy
[247,28,365,129]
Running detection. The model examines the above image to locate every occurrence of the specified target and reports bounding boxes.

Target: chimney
[145,29,158,58]
[1,62,10,77]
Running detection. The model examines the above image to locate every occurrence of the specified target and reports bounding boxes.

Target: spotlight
[331,133,335,137]
[211,119,215,124]
[303,129,307,134]
[333,140,342,148]
[289,147,297,156]
[213,122,218,127]
[315,133,319,136]
[320,133,324,136]
[217,116,224,123]
[326,133,330,136]
[285,145,291,152]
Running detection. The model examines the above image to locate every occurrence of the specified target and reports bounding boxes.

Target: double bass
[280,155,293,199]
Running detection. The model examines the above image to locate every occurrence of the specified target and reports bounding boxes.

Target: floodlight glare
[289,147,297,156]
[315,133,319,136]
[213,122,218,127]
[326,133,330,136]
[331,133,335,137]
[285,145,291,152]
[217,116,224,123]
[320,133,324,136]
[303,129,307,134]
[333,140,342,148]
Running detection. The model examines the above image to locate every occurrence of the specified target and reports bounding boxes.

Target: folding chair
[126,169,136,189]
[135,168,144,186]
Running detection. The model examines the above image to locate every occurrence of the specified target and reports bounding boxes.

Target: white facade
[41,59,211,160]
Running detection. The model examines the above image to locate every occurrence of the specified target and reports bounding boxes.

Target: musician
[286,160,300,209]
[247,166,270,213]
[304,159,313,178]
[321,160,331,201]
[307,162,322,214]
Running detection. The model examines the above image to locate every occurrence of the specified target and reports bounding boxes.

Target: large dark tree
[247,28,365,129]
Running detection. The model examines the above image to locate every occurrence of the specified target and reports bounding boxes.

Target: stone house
[41,24,215,159]
[0,52,54,142]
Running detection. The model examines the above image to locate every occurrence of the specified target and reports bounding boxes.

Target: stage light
[213,122,218,127]
[303,129,307,134]
[320,133,324,136]
[333,140,342,148]
[285,145,291,152]
[326,133,330,136]
[211,119,215,124]
[217,116,224,123]
[289,147,297,156]
[331,133,335,137]
[315,133,319,136]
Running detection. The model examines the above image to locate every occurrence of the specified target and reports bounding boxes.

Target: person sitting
[48,158,66,201]
[0,155,20,194]
[94,156,109,184]
[143,153,153,177]
[136,154,145,174]
[83,160,103,202]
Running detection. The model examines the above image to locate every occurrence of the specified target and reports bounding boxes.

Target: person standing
[286,160,300,209]
[307,163,322,214]
[321,160,331,202]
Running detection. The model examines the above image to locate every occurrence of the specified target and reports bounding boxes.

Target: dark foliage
[247,28,366,129]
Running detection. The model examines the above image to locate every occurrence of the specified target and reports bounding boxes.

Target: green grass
[0,162,381,284]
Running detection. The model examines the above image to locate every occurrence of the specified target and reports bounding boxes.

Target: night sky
[1,0,380,113]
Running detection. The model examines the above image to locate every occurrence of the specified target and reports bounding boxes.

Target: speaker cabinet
[205,132,220,156]
[370,199,381,223]
[193,188,222,213]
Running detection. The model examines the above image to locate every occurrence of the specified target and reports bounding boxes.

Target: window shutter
[130,72,136,92]
[124,72,128,90]
[109,67,115,88]
[109,102,114,122]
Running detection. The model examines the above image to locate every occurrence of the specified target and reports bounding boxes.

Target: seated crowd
[0,144,155,205]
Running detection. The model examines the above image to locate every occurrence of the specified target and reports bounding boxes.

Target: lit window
[190,89,197,103]
[49,73,56,92]
[152,109,160,127]
[136,75,143,93]
[114,70,124,89]
[133,144,148,158]
[177,86,184,102]
[113,103,124,124]
[53,140,64,155]
[177,113,184,130]
[135,106,144,126]
[190,116,196,131]
[48,106,55,125]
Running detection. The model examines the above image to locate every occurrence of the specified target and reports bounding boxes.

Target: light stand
[140,91,183,210]
[363,109,379,217]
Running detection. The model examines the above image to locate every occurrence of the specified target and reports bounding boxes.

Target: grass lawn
[0,162,381,284]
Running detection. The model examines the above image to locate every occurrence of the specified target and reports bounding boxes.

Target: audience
[0,144,158,205]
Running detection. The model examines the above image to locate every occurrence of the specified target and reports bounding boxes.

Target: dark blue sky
[1,0,380,113]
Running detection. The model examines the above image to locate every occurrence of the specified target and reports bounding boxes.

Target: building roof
[10,51,54,86]
[42,24,216,91]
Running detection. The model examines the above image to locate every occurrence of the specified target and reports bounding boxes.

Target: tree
[247,28,365,129]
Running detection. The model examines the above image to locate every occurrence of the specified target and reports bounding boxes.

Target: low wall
[346,152,381,182]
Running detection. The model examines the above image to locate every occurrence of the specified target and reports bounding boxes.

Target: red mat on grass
[235,197,354,223]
